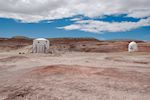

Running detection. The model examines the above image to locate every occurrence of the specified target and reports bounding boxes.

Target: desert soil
[0,50,150,100]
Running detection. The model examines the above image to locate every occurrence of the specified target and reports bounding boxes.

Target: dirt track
[0,51,150,100]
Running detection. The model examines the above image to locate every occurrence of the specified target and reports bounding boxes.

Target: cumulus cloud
[127,9,150,18]
[59,17,150,33]
[0,0,150,22]
[0,0,150,33]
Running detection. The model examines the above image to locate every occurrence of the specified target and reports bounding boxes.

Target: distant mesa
[11,36,32,40]
[107,39,144,43]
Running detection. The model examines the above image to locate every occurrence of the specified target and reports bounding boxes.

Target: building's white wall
[128,41,138,52]
[32,39,49,53]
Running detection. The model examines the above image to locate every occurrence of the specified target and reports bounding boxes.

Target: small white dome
[32,38,50,53]
[129,41,137,46]
[34,38,48,41]
[128,41,138,52]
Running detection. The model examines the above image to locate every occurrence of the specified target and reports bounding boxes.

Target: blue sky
[0,0,150,40]
[0,16,150,41]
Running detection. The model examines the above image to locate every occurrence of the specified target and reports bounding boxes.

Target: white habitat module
[128,41,138,52]
[32,38,49,53]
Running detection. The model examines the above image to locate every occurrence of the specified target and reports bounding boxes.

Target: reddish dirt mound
[31,65,90,75]
[94,68,124,77]
[30,65,150,84]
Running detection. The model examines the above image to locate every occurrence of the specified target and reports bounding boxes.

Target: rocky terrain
[0,37,150,100]
[0,37,150,53]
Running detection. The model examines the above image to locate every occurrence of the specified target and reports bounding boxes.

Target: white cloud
[70,18,82,21]
[59,17,150,33]
[127,9,150,18]
[0,0,150,33]
[0,0,150,23]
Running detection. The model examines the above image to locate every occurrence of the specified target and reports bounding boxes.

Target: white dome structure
[32,38,49,53]
[128,41,138,52]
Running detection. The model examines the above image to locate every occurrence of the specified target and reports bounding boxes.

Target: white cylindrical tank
[128,41,138,52]
[32,38,49,53]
